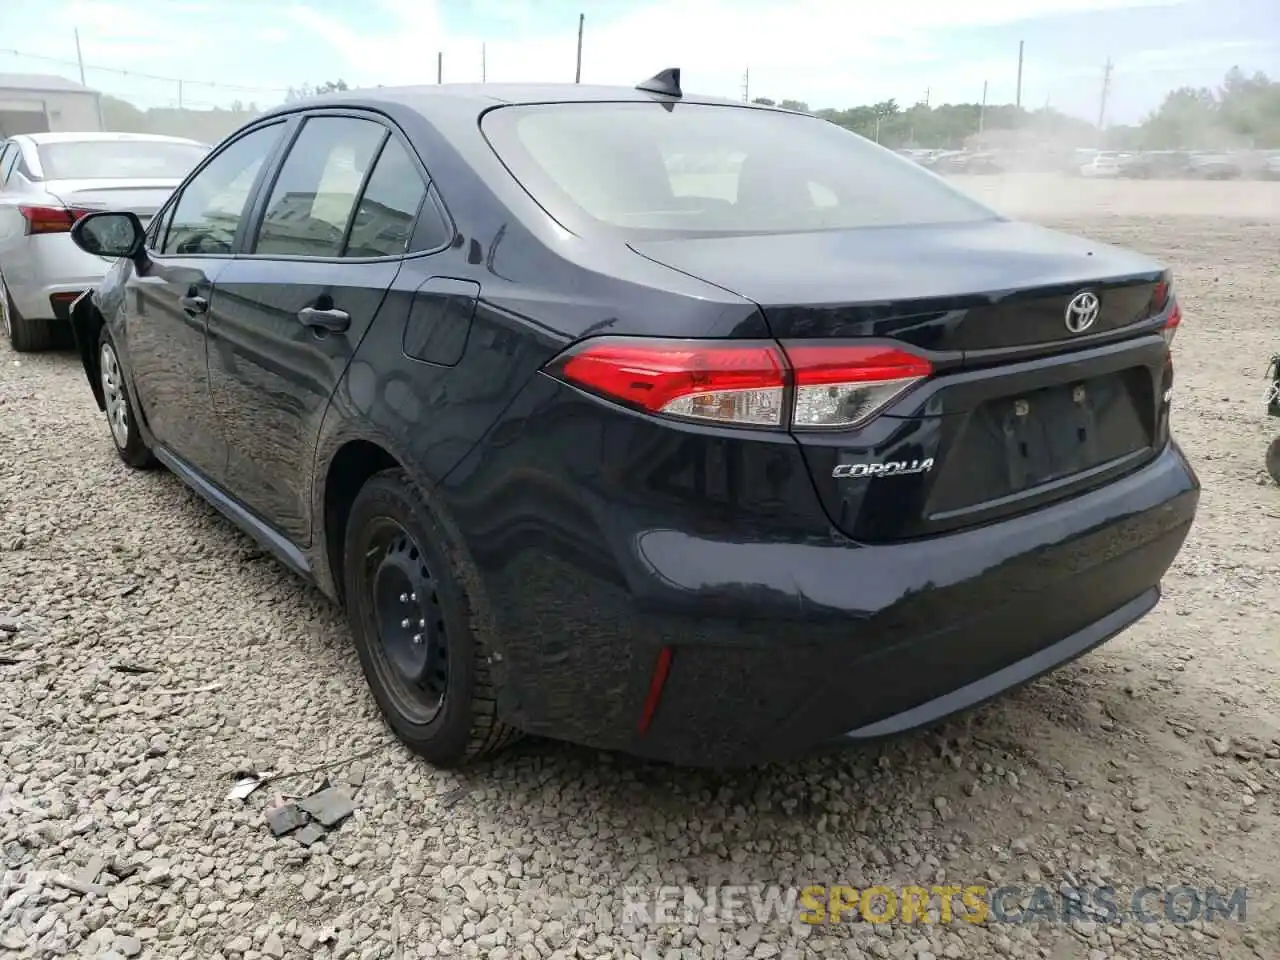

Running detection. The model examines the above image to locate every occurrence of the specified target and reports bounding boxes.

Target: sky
[3,0,1278,124]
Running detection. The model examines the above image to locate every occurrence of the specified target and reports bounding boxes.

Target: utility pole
[437,52,443,84]
[1015,40,1024,109]
[979,79,988,133]
[177,80,184,109]
[481,43,486,82]
[73,29,87,85]
[742,67,749,102]
[1097,57,1113,137]
[76,29,106,130]
[574,13,584,83]
[924,87,930,107]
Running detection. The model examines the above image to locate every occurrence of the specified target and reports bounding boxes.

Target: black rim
[362,518,449,724]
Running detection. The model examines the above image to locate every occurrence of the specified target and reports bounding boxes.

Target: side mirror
[70,211,146,261]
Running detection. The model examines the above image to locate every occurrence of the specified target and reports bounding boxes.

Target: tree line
[754,67,1280,151]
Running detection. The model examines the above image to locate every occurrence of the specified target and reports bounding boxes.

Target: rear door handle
[179,294,208,315]
[297,306,350,333]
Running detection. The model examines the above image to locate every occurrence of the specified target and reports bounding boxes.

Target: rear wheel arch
[319,436,503,654]
[323,438,400,606]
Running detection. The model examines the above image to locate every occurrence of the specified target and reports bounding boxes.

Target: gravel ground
[2,175,1279,960]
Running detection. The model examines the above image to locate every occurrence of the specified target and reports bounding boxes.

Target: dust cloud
[951,172,1280,221]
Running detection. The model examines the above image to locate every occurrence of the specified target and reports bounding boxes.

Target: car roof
[16,131,207,146]
[266,81,769,118]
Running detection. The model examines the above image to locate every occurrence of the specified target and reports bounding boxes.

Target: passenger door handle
[297,306,350,333]
[179,294,208,315]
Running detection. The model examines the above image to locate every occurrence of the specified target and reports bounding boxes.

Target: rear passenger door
[206,110,442,545]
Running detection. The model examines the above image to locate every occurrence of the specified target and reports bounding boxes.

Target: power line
[0,46,289,94]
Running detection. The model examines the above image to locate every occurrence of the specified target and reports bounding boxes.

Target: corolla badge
[832,458,934,479]
[1064,290,1101,333]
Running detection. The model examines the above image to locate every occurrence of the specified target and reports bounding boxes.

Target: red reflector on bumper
[637,646,673,735]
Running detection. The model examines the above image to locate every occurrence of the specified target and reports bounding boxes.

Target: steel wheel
[99,341,130,450]
[363,519,449,725]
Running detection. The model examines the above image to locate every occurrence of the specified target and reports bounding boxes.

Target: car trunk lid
[631,219,1165,359]
[46,178,180,224]
[630,219,1174,542]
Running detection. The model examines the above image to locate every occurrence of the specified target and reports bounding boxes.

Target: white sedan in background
[1077,151,1128,178]
[0,131,210,351]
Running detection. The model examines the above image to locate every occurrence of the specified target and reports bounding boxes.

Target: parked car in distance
[1262,153,1280,181]
[0,131,209,351]
[1067,147,1099,174]
[1186,152,1242,180]
[65,72,1199,769]
[954,150,1003,174]
[926,150,968,174]
[1078,151,1127,178]
[896,148,950,170]
[1118,150,1193,179]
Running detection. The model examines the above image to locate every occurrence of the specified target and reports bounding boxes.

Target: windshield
[37,140,210,181]
[482,102,997,237]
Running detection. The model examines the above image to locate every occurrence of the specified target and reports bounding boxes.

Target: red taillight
[1162,299,1182,347]
[1151,277,1170,313]
[19,204,94,235]
[555,338,787,427]
[1151,270,1181,347]
[547,336,933,430]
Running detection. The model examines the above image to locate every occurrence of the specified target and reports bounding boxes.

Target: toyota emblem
[1065,291,1101,334]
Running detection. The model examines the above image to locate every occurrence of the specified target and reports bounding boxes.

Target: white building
[0,73,103,137]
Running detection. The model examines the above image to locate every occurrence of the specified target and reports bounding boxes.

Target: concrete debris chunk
[298,786,355,827]
[264,802,310,836]
[293,823,326,847]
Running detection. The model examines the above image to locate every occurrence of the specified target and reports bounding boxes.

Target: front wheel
[1267,436,1280,486]
[98,329,157,469]
[342,469,520,766]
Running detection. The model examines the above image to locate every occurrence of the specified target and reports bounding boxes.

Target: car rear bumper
[4,234,110,320]
[482,440,1199,767]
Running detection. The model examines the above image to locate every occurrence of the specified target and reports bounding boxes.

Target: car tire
[342,468,521,766]
[1267,437,1280,486]
[2,279,55,353]
[97,327,157,469]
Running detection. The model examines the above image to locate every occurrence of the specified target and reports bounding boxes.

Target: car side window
[343,137,431,258]
[13,151,33,182]
[163,122,284,256]
[0,144,18,188]
[147,201,176,251]
[253,116,387,258]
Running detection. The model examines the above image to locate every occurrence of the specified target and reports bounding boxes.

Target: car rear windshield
[481,102,997,236]
[37,140,210,180]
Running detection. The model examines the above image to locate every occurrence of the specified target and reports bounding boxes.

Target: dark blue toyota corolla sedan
[64,70,1199,768]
